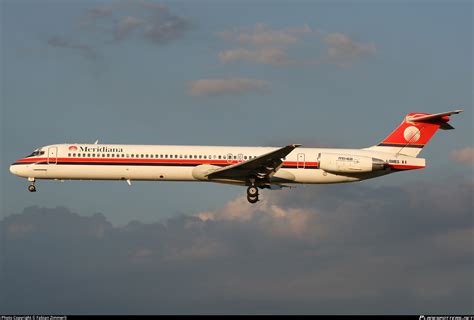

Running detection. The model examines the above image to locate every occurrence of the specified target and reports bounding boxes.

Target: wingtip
[292,144,302,148]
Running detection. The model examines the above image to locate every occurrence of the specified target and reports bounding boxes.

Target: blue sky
[1,0,473,314]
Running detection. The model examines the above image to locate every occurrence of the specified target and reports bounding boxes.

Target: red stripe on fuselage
[15,157,320,167]
[14,157,424,171]
[387,164,425,170]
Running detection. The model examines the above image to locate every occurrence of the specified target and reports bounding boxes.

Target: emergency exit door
[297,153,305,169]
[47,147,58,164]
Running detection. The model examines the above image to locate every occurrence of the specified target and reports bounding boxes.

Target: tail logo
[403,126,421,143]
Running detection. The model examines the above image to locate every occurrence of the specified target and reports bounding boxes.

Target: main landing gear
[28,178,36,192]
[247,185,259,203]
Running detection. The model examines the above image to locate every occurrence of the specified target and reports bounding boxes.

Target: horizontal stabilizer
[440,123,455,130]
[407,109,463,123]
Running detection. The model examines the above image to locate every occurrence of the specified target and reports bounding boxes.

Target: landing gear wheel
[247,186,259,197]
[28,184,36,192]
[247,195,259,203]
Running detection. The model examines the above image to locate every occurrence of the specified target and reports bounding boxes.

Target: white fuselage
[10,144,426,185]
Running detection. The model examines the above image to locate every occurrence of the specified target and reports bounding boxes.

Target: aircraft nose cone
[10,164,18,175]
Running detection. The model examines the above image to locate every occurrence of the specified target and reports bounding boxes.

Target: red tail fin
[368,110,463,157]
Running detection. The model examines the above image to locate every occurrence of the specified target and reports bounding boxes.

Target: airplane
[10,110,463,203]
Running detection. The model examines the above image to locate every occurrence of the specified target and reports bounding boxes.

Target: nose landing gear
[28,178,36,192]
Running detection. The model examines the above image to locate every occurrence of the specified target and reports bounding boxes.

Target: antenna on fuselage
[94,140,99,144]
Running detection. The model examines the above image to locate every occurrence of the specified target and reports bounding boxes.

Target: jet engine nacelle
[318,153,386,174]
[192,164,221,181]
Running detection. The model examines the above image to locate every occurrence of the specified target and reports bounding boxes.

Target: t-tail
[365,109,464,157]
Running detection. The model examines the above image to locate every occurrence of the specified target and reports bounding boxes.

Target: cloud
[81,5,114,23]
[218,47,299,65]
[2,179,473,314]
[189,78,269,96]
[216,24,314,66]
[216,24,375,67]
[114,16,144,41]
[142,7,190,45]
[216,23,312,47]
[46,1,190,60]
[47,36,99,59]
[81,1,191,45]
[324,33,376,67]
[450,147,474,166]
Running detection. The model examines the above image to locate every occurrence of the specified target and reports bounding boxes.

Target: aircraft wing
[206,144,301,181]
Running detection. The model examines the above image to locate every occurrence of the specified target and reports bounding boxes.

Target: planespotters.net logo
[419,316,474,320]
[68,146,78,151]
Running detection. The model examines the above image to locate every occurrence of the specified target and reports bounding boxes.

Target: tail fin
[366,110,463,157]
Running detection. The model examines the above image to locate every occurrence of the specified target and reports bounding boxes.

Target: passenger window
[68,153,71,157]
[72,153,76,157]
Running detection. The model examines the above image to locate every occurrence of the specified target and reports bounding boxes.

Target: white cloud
[218,47,299,65]
[216,24,375,67]
[450,147,474,166]
[196,195,327,241]
[324,32,376,67]
[189,78,269,96]
[216,23,312,47]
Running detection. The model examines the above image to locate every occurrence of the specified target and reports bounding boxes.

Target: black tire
[247,195,259,203]
[28,185,36,192]
[247,186,258,197]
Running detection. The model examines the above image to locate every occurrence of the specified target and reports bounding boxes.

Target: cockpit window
[25,150,45,158]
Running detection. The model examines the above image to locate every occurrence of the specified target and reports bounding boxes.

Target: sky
[1,0,473,314]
